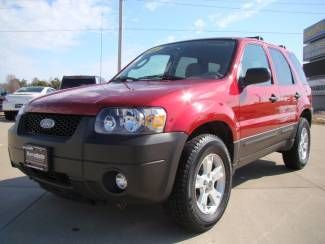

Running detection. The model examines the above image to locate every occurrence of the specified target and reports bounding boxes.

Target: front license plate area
[23,145,49,172]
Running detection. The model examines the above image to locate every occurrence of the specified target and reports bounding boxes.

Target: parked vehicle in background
[8,37,312,233]
[60,76,104,89]
[0,87,7,112]
[3,86,55,120]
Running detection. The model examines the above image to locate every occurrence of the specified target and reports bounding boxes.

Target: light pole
[118,0,123,72]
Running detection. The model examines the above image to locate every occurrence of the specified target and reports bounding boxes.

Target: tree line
[0,74,61,93]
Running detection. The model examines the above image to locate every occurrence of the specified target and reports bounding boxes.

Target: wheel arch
[187,121,235,163]
[300,108,312,126]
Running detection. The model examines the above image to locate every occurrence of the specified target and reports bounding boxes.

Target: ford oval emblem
[40,118,55,129]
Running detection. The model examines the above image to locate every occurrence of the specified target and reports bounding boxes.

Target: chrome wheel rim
[299,127,309,161]
[194,153,226,215]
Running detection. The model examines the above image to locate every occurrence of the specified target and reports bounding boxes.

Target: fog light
[115,173,127,190]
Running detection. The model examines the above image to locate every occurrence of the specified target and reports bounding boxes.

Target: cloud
[0,0,112,50]
[144,0,172,11]
[0,0,113,82]
[213,0,276,28]
[194,18,206,33]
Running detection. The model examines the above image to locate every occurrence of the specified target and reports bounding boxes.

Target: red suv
[8,37,312,233]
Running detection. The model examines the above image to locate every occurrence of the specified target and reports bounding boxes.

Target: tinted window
[16,87,44,93]
[239,44,271,85]
[114,40,236,81]
[288,52,308,85]
[269,48,294,85]
[46,88,55,93]
[61,78,95,89]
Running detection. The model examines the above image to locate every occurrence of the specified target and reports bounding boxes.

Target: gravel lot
[0,116,325,243]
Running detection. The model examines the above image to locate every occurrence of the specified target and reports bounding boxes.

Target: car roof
[156,37,289,52]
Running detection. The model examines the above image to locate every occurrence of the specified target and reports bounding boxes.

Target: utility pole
[117,0,123,72]
[99,11,103,78]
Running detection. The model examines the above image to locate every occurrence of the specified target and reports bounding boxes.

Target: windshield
[61,78,95,89]
[16,87,44,93]
[113,39,236,82]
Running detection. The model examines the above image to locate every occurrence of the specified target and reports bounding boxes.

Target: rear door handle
[269,94,278,103]
[295,92,301,99]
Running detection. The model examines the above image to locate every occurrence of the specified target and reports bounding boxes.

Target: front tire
[164,134,232,233]
[282,118,310,170]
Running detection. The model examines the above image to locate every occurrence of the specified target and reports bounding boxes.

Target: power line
[192,0,325,6]
[134,0,325,14]
[0,27,303,35]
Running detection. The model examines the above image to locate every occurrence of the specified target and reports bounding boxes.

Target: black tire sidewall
[187,138,232,225]
[297,119,310,166]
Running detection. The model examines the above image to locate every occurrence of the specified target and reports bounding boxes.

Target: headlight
[95,108,167,134]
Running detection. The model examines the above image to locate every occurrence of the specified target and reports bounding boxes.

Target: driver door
[238,44,281,163]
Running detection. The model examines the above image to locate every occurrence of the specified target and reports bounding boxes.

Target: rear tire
[4,111,16,121]
[164,134,232,233]
[282,118,310,170]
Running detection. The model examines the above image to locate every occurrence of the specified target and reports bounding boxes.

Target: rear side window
[269,48,294,86]
[239,44,271,85]
[288,52,308,85]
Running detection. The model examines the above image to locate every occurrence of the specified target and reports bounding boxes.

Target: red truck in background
[8,37,312,233]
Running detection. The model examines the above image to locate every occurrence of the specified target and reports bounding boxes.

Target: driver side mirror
[242,68,270,86]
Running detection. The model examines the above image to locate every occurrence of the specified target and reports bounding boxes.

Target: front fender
[165,99,239,141]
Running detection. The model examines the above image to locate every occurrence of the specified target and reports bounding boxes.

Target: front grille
[18,113,81,138]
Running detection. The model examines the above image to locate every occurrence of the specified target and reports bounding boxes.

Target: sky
[0,0,324,83]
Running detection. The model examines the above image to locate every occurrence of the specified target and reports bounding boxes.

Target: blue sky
[0,0,324,83]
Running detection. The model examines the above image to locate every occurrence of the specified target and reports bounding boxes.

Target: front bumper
[8,117,187,203]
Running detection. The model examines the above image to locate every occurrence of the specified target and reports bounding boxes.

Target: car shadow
[232,159,290,188]
[0,159,291,243]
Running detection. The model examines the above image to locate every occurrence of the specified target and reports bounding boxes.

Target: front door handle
[295,92,301,99]
[269,94,278,103]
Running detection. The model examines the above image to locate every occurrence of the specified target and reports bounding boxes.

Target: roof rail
[247,36,264,41]
[279,45,286,49]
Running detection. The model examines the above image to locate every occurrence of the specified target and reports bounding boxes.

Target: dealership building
[303,19,325,111]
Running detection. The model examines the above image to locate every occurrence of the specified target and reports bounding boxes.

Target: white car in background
[3,86,56,121]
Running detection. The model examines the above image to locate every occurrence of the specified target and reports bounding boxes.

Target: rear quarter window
[269,48,295,86]
[287,52,308,85]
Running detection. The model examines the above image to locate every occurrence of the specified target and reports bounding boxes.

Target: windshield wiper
[137,74,184,81]
[111,76,138,82]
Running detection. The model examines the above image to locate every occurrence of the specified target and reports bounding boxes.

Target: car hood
[27,79,227,115]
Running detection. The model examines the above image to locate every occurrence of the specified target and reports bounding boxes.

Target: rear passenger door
[238,44,281,163]
[268,48,299,126]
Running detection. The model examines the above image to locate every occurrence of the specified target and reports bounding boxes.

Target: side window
[175,57,198,78]
[239,44,271,85]
[46,88,55,93]
[128,54,170,78]
[288,52,308,85]
[269,48,294,86]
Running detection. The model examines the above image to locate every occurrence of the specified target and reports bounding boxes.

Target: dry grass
[313,111,325,125]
